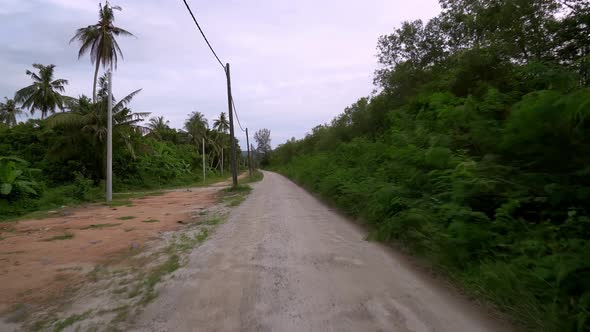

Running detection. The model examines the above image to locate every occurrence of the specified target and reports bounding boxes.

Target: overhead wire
[181,0,248,135]
[181,0,226,71]
[231,97,246,132]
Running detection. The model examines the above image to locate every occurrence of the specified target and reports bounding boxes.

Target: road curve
[133,171,511,332]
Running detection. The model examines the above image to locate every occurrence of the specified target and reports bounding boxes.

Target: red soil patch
[0,188,220,313]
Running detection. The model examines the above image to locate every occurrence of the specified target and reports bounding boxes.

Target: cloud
[0,0,441,148]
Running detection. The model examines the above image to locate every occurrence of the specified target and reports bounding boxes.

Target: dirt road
[134,171,511,332]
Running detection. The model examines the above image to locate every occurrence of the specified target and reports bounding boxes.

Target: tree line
[0,2,271,219]
[270,0,590,330]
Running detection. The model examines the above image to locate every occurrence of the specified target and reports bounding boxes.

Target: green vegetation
[43,233,74,241]
[133,228,210,304]
[222,184,252,207]
[270,1,590,331]
[0,97,23,127]
[117,216,136,220]
[0,157,39,197]
[140,254,180,304]
[0,2,246,222]
[81,223,121,230]
[142,219,160,223]
[203,217,222,225]
[242,170,264,184]
[52,310,91,332]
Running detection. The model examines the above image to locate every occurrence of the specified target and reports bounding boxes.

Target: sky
[1,0,441,148]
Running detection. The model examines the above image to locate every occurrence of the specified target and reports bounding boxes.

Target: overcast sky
[1,0,441,148]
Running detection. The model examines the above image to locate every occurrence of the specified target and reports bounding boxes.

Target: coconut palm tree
[147,116,170,139]
[46,89,148,180]
[184,111,208,143]
[213,112,229,133]
[0,97,23,127]
[15,64,69,119]
[70,1,134,102]
[212,112,230,174]
[48,89,148,142]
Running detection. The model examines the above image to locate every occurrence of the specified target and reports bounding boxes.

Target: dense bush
[274,89,590,330]
[271,1,590,330]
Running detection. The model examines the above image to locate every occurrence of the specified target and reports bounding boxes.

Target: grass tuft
[52,310,91,332]
[224,184,252,193]
[103,200,132,208]
[81,223,121,230]
[43,233,74,241]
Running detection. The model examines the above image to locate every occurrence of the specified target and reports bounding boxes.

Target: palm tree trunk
[92,60,100,103]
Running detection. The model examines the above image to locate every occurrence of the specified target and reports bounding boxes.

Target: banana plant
[0,157,39,196]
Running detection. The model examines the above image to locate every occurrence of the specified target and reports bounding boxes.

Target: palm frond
[46,112,93,129]
[113,89,142,112]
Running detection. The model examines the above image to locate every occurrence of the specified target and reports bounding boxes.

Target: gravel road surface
[132,171,511,332]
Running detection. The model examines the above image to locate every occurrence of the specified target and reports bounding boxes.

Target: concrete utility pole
[202,137,206,183]
[246,128,253,177]
[226,63,238,187]
[221,148,224,177]
[106,65,113,202]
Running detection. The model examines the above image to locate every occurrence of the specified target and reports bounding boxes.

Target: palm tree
[48,90,148,141]
[147,116,170,139]
[15,64,69,119]
[184,111,208,143]
[212,112,230,174]
[70,1,134,102]
[0,97,23,127]
[46,89,148,181]
[213,112,229,133]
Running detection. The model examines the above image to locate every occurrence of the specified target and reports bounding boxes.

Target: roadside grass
[138,254,180,305]
[103,200,133,208]
[0,185,103,223]
[0,172,241,224]
[225,184,252,193]
[81,223,121,230]
[222,184,252,207]
[1,210,62,223]
[117,173,232,192]
[57,266,83,272]
[52,310,92,332]
[142,219,160,223]
[129,226,212,306]
[43,233,74,241]
[30,316,57,332]
[117,216,136,220]
[241,170,264,184]
[203,217,222,225]
[109,305,130,325]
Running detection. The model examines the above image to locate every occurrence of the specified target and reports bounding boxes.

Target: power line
[231,97,246,132]
[181,0,225,70]
[181,0,249,152]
